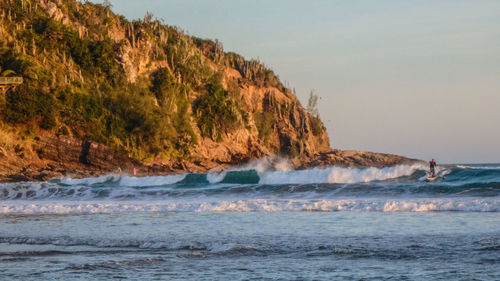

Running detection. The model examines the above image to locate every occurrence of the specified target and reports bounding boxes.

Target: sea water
[0,163,499,280]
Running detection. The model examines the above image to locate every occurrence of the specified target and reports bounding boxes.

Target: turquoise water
[0,163,499,280]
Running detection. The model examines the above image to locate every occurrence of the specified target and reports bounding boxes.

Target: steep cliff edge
[0,0,420,181]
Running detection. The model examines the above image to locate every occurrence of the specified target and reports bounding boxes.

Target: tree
[306,90,319,118]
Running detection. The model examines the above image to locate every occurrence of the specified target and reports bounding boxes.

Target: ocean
[0,162,499,280]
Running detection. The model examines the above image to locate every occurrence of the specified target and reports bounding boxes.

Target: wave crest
[259,164,425,185]
[0,198,497,214]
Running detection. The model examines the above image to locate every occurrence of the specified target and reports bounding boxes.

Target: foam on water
[207,171,226,184]
[259,164,426,184]
[1,198,498,214]
[1,162,499,280]
[118,174,186,187]
[58,174,118,186]
[3,163,500,201]
[53,163,428,188]
[206,156,293,184]
[58,173,187,187]
[456,165,500,170]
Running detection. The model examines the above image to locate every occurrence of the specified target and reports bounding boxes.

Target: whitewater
[1,163,499,280]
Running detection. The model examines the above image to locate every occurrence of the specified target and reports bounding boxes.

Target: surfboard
[426,176,437,182]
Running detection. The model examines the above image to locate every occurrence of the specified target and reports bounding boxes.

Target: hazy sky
[92,0,500,163]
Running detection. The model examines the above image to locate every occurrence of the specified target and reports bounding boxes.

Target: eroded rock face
[187,87,331,165]
[33,131,140,171]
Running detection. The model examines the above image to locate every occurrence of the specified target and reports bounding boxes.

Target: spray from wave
[259,164,425,185]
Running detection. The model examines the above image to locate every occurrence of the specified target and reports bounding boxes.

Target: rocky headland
[0,0,422,182]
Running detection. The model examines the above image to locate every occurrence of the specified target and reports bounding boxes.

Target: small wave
[208,243,264,255]
[57,174,119,186]
[0,198,497,215]
[177,173,209,185]
[0,182,94,200]
[0,250,72,257]
[0,236,258,253]
[56,174,187,187]
[65,257,168,270]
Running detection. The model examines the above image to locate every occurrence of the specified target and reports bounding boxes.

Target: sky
[92,0,500,163]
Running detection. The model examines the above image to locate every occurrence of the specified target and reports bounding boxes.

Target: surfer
[429,159,436,177]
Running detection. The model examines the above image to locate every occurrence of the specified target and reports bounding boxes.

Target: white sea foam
[206,156,294,184]
[241,156,294,173]
[59,174,118,185]
[259,164,426,185]
[207,172,226,184]
[118,174,186,187]
[0,182,94,200]
[58,174,187,187]
[0,198,497,214]
[53,162,426,188]
[457,165,500,170]
[418,166,452,181]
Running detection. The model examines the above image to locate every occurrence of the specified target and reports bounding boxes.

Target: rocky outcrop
[0,131,148,181]
[299,150,424,169]
[187,85,331,165]
[34,132,141,170]
[0,0,423,182]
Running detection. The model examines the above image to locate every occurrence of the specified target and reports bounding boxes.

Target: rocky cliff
[0,0,420,181]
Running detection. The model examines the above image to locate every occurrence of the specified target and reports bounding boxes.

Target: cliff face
[0,0,422,182]
[190,85,331,164]
[0,0,333,179]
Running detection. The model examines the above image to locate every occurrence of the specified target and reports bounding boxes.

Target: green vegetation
[310,117,324,136]
[194,79,246,141]
[254,112,275,144]
[0,0,324,162]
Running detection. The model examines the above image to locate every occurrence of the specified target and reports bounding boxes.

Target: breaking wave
[0,198,498,214]
[1,163,499,214]
[53,163,426,187]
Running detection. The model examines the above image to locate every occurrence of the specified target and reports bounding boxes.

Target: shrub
[310,117,324,136]
[254,112,275,144]
[194,81,243,141]
[150,67,177,104]
[2,86,55,127]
